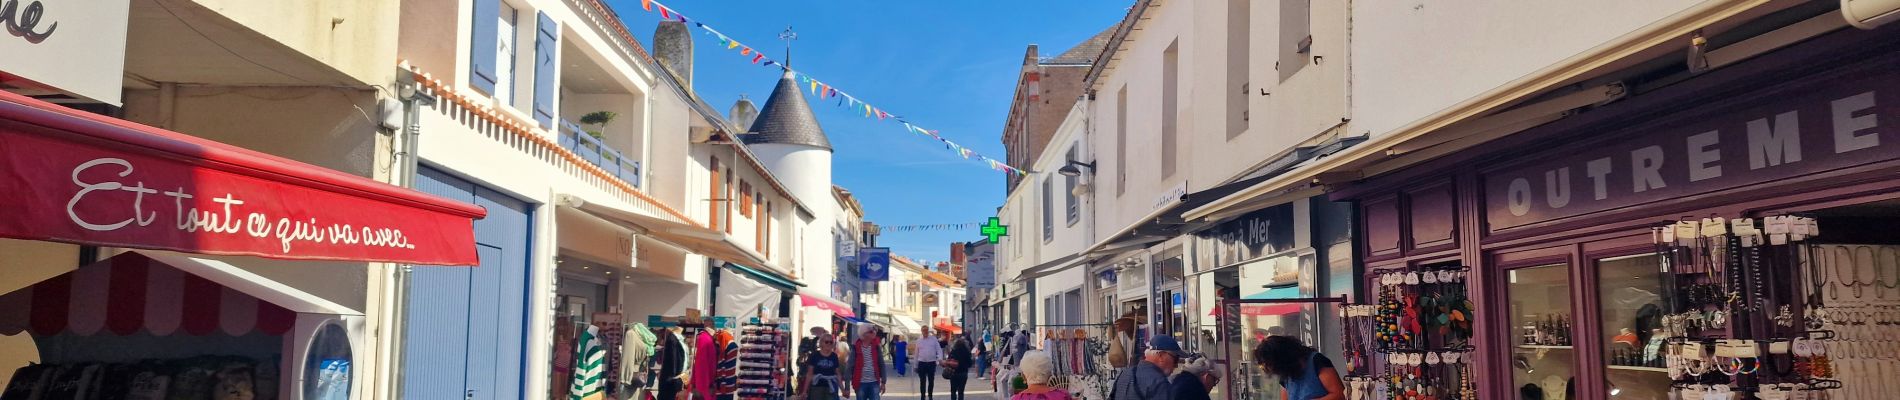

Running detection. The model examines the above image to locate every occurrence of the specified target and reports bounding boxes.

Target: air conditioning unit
[1844,0,1900,29]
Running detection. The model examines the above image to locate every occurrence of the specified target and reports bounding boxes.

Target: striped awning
[0,251,358,337]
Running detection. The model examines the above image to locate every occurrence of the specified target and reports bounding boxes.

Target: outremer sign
[1484,67,1900,231]
[0,0,129,105]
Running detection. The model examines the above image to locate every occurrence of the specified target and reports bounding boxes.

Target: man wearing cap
[1110,336,1183,400]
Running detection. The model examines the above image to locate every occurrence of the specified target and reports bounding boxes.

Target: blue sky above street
[609,0,1126,263]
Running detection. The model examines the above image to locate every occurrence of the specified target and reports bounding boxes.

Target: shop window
[1507,263,1576,400]
[1595,254,1669,398]
[304,323,355,399]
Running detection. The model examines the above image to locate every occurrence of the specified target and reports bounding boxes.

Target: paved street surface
[874,364,995,400]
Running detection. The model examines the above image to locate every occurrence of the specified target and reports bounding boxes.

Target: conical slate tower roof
[742,71,832,150]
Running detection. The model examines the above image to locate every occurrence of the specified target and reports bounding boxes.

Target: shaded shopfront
[0,90,486,399]
[1329,24,1900,400]
[1179,198,1356,400]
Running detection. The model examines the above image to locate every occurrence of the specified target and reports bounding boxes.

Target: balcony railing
[404,65,695,226]
[558,120,642,188]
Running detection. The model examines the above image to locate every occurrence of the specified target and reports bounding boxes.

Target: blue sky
[608,0,1126,263]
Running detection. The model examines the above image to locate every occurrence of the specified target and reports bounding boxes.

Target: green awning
[724,262,804,291]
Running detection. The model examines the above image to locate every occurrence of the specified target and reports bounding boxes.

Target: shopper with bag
[946,334,974,400]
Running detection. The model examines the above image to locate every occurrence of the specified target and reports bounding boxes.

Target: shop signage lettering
[0,123,479,265]
[66,158,419,253]
[0,0,57,43]
[0,0,124,104]
[1191,203,1295,270]
[1485,74,1900,230]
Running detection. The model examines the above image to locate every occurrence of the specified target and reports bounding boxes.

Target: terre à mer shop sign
[0,121,480,265]
[1484,64,1900,230]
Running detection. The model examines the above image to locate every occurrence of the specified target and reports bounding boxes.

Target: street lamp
[1057,160,1096,177]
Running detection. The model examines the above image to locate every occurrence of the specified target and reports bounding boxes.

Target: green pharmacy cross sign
[980,217,1009,244]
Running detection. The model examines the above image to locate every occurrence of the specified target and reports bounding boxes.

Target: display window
[1504,263,1576,399]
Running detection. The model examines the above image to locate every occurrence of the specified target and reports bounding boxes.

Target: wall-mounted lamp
[1057,160,1097,177]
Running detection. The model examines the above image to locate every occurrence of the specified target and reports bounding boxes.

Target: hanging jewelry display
[1345,264,1474,400]
[1654,214,1859,399]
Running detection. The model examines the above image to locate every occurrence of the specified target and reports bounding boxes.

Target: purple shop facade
[1329,25,1900,400]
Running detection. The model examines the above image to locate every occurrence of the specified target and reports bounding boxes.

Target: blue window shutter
[533,11,558,129]
[468,0,500,94]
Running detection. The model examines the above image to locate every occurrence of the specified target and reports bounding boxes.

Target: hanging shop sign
[1191,203,1296,270]
[859,247,891,281]
[0,91,484,265]
[964,241,996,290]
[1484,71,1900,231]
[0,0,129,104]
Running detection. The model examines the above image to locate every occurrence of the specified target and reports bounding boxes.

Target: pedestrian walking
[947,334,975,400]
[975,333,991,379]
[849,325,887,400]
[803,333,844,400]
[913,329,945,400]
[1109,336,1182,400]
[1008,351,1069,400]
[1250,335,1344,400]
[799,327,830,395]
[893,335,911,376]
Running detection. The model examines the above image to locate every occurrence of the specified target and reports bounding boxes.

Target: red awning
[799,292,855,318]
[934,320,962,335]
[0,251,360,336]
[0,91,484,265]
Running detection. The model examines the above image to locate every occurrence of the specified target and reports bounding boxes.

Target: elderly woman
[1009,351,1071,400]
[1170,358,1219,400]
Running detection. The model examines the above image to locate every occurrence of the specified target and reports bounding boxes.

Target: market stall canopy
[798,291,855,318]
[867,313,908,337]
[0,251,360,336]
[933,319,962,335]
[0,91,485,265]
[559,194,787,276]
[893,315,923,336]
[1009,253,1087,283]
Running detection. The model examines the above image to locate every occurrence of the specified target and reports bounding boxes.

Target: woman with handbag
[945,334,974,400]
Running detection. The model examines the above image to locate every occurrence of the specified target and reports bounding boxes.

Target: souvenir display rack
[1341,263,1476,400]
[1650,215,1853,398]
[735,318,789,400]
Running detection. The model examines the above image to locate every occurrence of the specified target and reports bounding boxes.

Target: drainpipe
[387,71,436,399]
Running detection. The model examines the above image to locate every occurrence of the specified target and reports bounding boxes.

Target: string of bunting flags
[634,0,1028,176]
[878,223,983,232]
